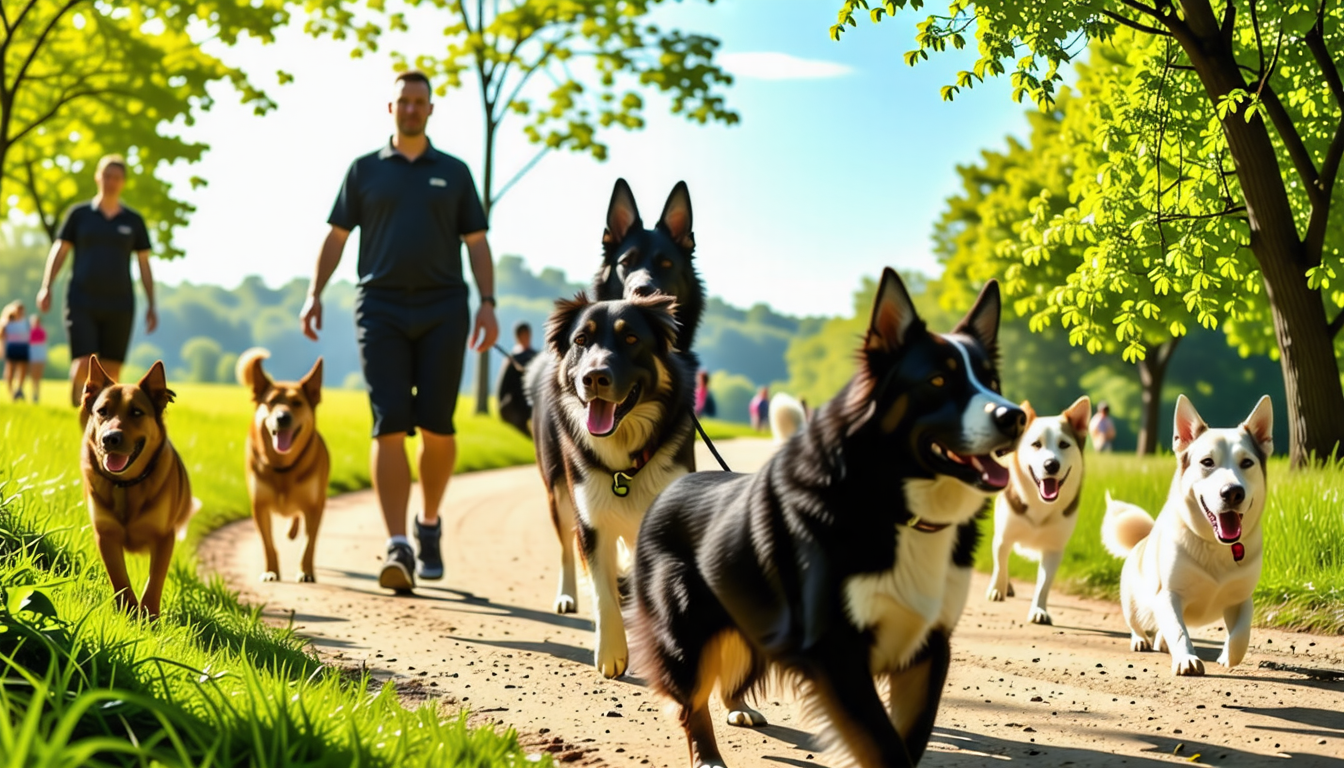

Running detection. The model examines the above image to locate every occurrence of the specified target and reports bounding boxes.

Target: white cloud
[717,51,854,81]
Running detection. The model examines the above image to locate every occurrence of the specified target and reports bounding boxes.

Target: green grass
[0,385,548,767]
[977,451,1344,633]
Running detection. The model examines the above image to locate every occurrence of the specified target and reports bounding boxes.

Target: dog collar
[108,441,166,489]
[1231,542,1245,562]
[612,447,656,498]
[905,514,951,533]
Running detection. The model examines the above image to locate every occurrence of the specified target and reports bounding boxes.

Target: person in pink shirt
[26,315,48,404]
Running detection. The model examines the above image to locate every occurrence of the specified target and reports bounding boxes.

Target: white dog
[987,396,1091,625]
[1102,394,1272,676]
[768,392,807,444]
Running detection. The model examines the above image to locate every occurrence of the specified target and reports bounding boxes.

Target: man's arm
[36,240,72,313]
[464,230,498,352]
[300,226,350,341]
[136,250,157,333]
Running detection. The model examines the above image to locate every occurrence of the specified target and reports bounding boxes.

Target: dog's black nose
[1043,457,1061,475]
[275,411,293,429]
[101,431,123,450]
[630,284,655,298]
[994,405,1026,440]
[582,367,612,390]
[1221,484,1245,506]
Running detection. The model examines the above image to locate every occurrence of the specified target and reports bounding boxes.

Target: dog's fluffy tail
[177,497,204,542]
[1101,491,1154,558]
[235,347,271,388]
[769,393,806,445]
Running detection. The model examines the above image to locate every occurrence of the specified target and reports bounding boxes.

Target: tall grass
[0,386,549,767]
[977,451,1344,632]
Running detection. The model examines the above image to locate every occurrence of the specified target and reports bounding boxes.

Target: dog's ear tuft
[301,357,324,408]
[603,178,641,251]
[1241,395,1273,458]
[547,293,593,355]
[137,360,176,414]
[633,294,681,350]
[656,181,694,251]
[82,355,113,414]
[1063,396,1091,445]
[954,280,1002,357]
[864,268,921,355]
[1020,400,1037,424]
[1172,394,1208,454]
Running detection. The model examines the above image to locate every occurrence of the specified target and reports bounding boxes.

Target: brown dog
[81,356,195,617]
[236,348,329,583]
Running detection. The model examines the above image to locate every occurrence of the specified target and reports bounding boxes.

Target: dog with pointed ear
[80,356,194,618]
[236,347,331,584]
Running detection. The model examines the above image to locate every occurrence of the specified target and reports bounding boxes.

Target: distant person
[3,301,30,401]
[26,315,48,404]
[300,70,497,591]
[36,154,158,406]
[497,321,538,436]
[694,370,716,418]
[749,385,770,432]
[1090,400,1117,452]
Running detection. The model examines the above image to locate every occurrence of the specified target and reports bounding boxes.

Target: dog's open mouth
[1030,467,1071,502]
[1200,495,1243,544]
[930,441,1010,490]
[586,383,642,437]
[103,438,146,475]
[272,426,301,454]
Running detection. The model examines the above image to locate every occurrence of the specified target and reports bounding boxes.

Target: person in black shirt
[496,321,537,436]
[36,154,158,406]
[300,71,498,592]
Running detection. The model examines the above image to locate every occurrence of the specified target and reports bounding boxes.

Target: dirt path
[200,439,1344,767]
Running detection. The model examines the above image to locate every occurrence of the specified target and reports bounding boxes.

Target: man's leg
[69,355,90,406]
[418,429,457,526]
[373,433,413,537]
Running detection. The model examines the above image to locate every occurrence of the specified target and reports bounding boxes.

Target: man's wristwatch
[480,295,497,308]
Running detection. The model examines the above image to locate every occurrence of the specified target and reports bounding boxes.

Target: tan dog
[81,356,195,617]
[237,348,329,583]
[1102,395,1272,676]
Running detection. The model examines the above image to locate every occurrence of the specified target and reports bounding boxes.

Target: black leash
[489,343,732,472]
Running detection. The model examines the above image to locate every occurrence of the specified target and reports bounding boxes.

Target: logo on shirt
[429,177,447,187]
[117,225,133,235]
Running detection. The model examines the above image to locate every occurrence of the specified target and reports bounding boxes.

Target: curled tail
[235,347,271,389]
[1100,491,1154,558]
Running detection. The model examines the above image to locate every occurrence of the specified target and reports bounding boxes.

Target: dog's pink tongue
[273,430,294,453]
[1216,510,1242,542]
[1039,477,1059,501]
[105,453,130,473]
[972,455,1010,489]
[587,400,617,435]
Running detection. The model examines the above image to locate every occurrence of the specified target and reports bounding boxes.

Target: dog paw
[1130,634,1153,653]
[1006,583,1016,598]
[260,571,279,582]
[296,572,316,584]
[554,594,577,614]
[1217,647,1243,669]
[1172,654,1205,676]
[986,586,1008,602]
[595,636,629,679]
[1155,633,1170,654]
[1028,607,1053,625]
[726,708,767,727]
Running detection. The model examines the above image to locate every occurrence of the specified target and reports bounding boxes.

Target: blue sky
[152,0,1030,318]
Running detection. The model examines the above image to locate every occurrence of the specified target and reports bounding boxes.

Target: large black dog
[527,179,705,625]
[629,269,1025,767]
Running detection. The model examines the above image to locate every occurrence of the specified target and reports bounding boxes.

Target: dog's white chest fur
[844,476,983,673]
[572,447,687,534]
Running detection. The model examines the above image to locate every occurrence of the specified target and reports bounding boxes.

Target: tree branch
[1220,0,1236,43]
[8,87,131,145]
[1258,83,1322,200]
[1329,307,1344,339]
[492,144,550,206]
[1099,9,1171,36]
[21,156,57,241]
[1119,0,1164,19]
[1154,205,1247,223]
[1303,10,1344,261]
[11,1,82,100]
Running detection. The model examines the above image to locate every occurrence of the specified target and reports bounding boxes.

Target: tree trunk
[1169,2,1344,466]
[1135,337,1181,456]
[473,118,496,416]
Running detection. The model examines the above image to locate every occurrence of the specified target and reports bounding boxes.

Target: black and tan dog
[536,293,695,679]
[81,356,195,618]
[527,178,704,619]
[236,348,329,583]
[629,270,1025,768]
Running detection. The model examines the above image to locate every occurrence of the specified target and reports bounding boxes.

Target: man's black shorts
[66,304,134,362]
[355,288,470,438]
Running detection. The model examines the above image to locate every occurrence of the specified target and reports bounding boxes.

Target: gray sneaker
[379,542,416,592]
[415,517,444,580]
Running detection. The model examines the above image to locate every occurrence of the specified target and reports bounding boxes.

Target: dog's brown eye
[130,408,144,418]
[1031,440,1042,449]
[620,251,638,267]
[97,407,109,418]
[929,376,945,388]
[1200,457,1215,468]
[1058,441,1070,450]
[1240,458,1254,469]
[573,334,588,347]
[625,334,638,345]
[659,258,672,269]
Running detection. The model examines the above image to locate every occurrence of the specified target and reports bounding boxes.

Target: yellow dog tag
[612,471,633,497]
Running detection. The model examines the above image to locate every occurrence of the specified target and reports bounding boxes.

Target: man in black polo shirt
[301,70,498,592]
[36,154,159,406]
